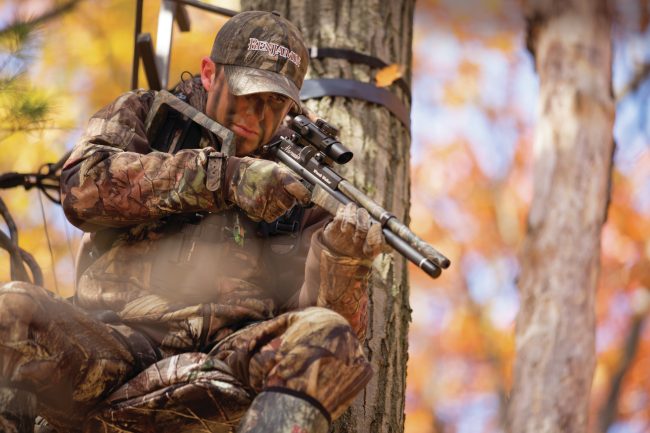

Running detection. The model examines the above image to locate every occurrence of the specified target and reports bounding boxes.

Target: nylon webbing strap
[300,79,411,131]
[307,47,411,98]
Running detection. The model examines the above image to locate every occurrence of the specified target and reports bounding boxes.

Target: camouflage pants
[0,282,372,432]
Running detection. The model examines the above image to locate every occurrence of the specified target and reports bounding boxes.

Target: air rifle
[146,91,450,279]
[262,115,450,279]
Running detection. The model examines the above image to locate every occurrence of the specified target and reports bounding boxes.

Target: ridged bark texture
[508,1,614,432]
[240,1,414,432]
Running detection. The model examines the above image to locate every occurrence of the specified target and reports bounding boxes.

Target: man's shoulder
[168,75,207,111]
[98,76,206,122]
[93,88,157,121]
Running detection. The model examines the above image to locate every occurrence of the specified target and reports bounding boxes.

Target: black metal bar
[174,3,191,31]
[137,33,162,90]
[169,0,237,16]
[131,0,144,90]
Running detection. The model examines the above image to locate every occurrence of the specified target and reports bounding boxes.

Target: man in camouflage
[0,10,384,433]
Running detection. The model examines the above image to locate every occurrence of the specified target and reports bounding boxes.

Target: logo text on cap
[247,38,302,68]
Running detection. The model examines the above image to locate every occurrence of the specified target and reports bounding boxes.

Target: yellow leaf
[458,59,480,77]
[485,33,516,53]
[375,64,405,88]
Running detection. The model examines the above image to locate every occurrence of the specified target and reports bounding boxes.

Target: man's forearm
[299,230,371,341]
[60,89,230,231]
[61,146,227,231]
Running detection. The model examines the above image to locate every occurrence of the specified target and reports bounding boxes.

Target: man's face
[201,59,293,156]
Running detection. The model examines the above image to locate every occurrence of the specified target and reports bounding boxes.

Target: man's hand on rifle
[226,157,311,222]
[322,202,386,260]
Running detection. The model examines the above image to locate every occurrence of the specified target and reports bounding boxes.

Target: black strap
[256,205,304,238]
[307,47,411,98]
[300,79,411,131]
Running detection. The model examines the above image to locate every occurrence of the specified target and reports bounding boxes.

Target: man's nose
[244,95,266,119]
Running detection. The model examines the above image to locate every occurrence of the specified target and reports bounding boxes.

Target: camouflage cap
[210,11,309,107]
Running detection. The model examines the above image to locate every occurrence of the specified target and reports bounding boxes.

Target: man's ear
[200,57,216,90]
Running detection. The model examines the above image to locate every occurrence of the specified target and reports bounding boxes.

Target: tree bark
[508,1,614,432]
[241,1,414,432]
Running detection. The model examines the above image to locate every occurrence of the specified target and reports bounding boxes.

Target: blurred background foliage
[0,1,648,432]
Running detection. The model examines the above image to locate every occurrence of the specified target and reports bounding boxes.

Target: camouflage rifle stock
[261,115,450,279]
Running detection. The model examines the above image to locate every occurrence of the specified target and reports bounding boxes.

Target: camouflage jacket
[60,78,371,356]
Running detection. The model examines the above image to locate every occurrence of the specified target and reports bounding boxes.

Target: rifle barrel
[273,145,446,279]
[337,181,450,269]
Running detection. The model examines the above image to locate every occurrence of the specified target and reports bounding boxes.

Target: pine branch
[0,0,81,39]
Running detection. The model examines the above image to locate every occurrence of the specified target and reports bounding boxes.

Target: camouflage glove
[226,156,311,223]
[322,202,385,260]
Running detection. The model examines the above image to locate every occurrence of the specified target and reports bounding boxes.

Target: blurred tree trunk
[508,2,614,433]
[242,1,414,432]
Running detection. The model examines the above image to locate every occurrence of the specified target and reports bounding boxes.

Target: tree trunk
[508,1,614,432]
[241,1,414,432]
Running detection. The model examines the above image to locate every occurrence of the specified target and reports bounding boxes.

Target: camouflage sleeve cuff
[313,230,373,269]
[303,229,372,297]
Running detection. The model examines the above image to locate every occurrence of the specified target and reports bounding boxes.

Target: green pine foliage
[0,20,51,142]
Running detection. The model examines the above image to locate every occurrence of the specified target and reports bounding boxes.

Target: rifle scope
[290,115,353,165]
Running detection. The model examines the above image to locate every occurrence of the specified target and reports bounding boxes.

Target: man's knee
[282,306,369,365]
[0,282,50,328]
[0,281,51,299]
[292,306,352,334]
